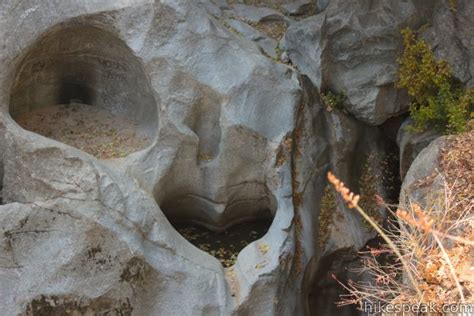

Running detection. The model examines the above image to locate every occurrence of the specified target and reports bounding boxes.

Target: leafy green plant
[321,90,346,111]
[397,28,473,134]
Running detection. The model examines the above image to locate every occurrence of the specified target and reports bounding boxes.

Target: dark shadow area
[174,218,272,267]
[58,81,95,106]
[159,184,277,267]
[307,251,361,316]
[380,137,402,204]
[159,183,277,231]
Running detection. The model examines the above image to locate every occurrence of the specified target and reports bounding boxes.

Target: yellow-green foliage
[448,0,457,12]
[321,90,345,111]
[397,28,473,134]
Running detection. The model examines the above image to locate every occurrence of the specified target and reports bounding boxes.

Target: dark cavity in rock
[158,186,277,267]
[175,219,272,267]
[9,23,157,159]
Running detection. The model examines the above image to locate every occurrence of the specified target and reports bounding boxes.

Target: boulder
[283,0,431,125]
[397,118,441,181]
[423,0,474,87]
[399,136,446,208]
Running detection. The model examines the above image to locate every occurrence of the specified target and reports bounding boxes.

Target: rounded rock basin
[9,23,157,159]
[159,184,277,267]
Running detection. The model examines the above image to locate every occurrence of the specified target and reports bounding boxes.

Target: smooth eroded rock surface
[283,0,431,125]
[0,0,470,315]
[397,118,441,181]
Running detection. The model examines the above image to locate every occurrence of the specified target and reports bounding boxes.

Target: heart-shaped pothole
[159,185,277,267]
[9,24,157,159]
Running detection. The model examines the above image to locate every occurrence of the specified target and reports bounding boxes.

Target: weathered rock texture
[0,0,470,315]
[397,118,441,181]
[423,0,474,87]
[399,136,446,209]
[0,120,4,203]
[283,0,424,125]
[9,24,157,133]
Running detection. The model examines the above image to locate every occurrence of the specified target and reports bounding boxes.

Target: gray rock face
[423,0,474,87]
[284,0,428,125]
[0,120,4,203]
[399,136,446,211]
[397,118,441,181]
[0,1,293,314]
[225,18,279,58]
[0,1,299,314]
[285,77,396,315]
[9,25,157,133]
[315,0,330,13]
[281,1,316,17]
[228,4,284,23]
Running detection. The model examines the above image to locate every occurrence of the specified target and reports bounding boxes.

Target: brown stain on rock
[23,295,133,316]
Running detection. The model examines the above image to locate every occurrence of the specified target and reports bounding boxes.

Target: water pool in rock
[175,219,272,267]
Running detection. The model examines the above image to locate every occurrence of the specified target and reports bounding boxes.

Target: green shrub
[321,90,345,111]
[397,28,473,134]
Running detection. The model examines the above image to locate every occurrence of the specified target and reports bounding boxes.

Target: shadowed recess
[175,219,272,267]
[160,183,277,267]
[9,23,157,159]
